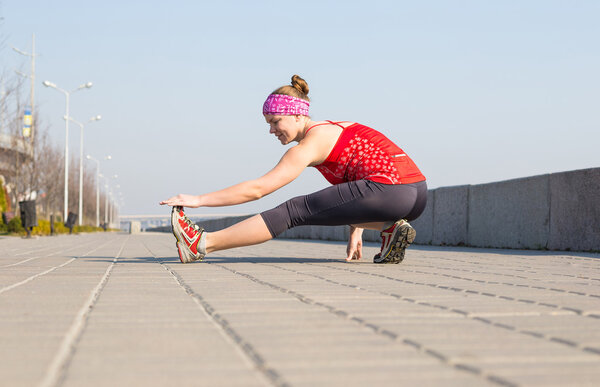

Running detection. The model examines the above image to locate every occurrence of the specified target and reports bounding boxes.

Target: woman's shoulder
[328,120,356,129]
[300,121,346,158]
[307,120,355,132]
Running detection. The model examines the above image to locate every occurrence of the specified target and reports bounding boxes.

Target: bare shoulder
[335,121,355,128]
[303,122,343,142]
[301,121,347,165]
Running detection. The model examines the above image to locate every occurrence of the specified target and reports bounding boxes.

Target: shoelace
[182,214,200,233]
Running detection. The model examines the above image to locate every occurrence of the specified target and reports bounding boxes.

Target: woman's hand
[346,226,364,261]
[159,194,202,208]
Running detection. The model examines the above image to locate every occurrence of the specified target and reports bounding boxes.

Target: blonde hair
[271,75,310,102]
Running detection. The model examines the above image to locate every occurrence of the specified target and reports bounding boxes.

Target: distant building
[0,133,33,211]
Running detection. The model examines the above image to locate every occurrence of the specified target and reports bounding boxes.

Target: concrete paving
[1,232,600,387]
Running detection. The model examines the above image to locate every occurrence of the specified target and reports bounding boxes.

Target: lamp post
[111,185,121,228]
[42,80,93,221]
[86,154,111,227]
[13,34,37,145]
[99,173,117,228]
[65,115,101,225]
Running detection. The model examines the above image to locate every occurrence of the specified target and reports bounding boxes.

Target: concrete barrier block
[311,226,324,240]
[279,225,311,239]
[412,189,434,244]
[433,185,469,246]
[363,229,380,243]
[330,226,347,241]
[129,221,141,234]
[468,175,550,249]
[548,168,600,251]
[202,215,253,232]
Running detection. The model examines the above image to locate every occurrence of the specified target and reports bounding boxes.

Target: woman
[160,75,427,264]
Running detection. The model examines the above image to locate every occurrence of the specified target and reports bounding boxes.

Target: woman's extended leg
[204,215,273,254]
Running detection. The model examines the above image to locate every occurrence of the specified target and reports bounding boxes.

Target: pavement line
[1,238,99,268]
[141,241,283,387]
[0,236,117,295]
[408,262,600,298]
[14,241,73,256]
[38,235,128,387]
[423,254,600,280]
[212,262,519,387]
[266,262,600,357]
[308,261,600,321]
[0,258,76,295]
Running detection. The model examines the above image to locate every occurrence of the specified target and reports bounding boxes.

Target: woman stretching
[160,75,427,264]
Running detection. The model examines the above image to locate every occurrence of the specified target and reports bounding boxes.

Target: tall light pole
[0,79,5,135]
[65,115,101,225]
[43,80,93,221]
[13,34,36,145]
[111,185,121,228]
[99,173,117,228]
[86,154,111,227]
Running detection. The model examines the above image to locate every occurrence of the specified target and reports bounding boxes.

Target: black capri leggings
[260,180,427,237]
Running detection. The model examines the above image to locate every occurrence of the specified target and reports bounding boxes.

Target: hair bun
[291,74,309,96]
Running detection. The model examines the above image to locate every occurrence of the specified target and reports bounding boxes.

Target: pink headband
[262,94,310,116]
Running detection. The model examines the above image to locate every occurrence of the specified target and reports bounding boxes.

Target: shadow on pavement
[206,256,341,264]
[81,256,180,264]
[412,244,600,258]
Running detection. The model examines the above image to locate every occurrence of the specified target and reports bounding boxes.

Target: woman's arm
[160,139,323,208]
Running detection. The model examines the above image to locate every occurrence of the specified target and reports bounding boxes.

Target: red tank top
[307,121,426,185]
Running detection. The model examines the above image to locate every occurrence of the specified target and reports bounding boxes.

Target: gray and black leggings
[260,180,427,237]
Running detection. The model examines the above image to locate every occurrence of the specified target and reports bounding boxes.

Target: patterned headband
[262,94,310,116]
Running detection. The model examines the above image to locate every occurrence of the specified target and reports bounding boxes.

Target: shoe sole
[176,241,197,264]
[171,206,202,264]
[374,222,416,264]
[171,206,185,240]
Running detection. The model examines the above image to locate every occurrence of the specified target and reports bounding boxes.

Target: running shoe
[171,206,205,263]
[373,219,416,264]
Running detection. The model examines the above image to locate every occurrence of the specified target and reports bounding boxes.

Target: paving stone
[1,232,599,386]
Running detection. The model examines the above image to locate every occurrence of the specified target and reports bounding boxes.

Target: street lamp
[99,173,117,228]
[13,34,37,144]
[86,154,111,227]
[112,185,121,225]
[43,80,93,222]
[65,115,101,225]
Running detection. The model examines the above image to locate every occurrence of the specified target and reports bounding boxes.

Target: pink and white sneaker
[170,206,205,263]
[373,219,416,264]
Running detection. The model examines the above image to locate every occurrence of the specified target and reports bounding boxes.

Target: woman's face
[264,115,302,145]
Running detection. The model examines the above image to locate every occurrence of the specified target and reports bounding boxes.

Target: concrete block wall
[412,190,433,245]
[548,168,600,251]
[414,167,599,252]
[148,167,599,252]
[129,221,141,234]
[433,185,469,246]
[468,175,550,249]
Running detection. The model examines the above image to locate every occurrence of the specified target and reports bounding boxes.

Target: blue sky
[1,1,598,216]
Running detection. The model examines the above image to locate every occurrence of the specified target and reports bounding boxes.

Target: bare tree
[35,129,64,219]
[82,162,97,224]
[0,24,101,226]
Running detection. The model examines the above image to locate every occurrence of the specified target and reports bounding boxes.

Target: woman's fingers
[345,248,361,261]
[159,196,178,206]
[159,194,199,207]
